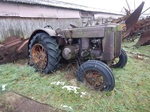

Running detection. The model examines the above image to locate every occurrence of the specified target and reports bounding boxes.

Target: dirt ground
[0,92,65,112]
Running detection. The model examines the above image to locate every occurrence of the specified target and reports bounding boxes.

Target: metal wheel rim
[31,43,47,70]
[84,70,105,90]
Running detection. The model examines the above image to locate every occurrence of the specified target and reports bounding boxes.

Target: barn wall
[0,2,80,18]
[0,2,82,41]
[0,18,81,41]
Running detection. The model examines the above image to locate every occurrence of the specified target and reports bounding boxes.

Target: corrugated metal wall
[0,2,80,18]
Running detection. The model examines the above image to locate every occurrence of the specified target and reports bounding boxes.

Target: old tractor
[1,2,145,92]
[28,23,127,92]
[1,1,148,92]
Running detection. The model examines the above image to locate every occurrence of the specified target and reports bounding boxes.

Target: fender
[28,28,56,49]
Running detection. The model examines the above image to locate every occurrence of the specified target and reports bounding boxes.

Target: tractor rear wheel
[28,33,61,73]
[76,60,115,91]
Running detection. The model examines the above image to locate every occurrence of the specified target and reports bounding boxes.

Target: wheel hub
[84,70,104,90]
[31,43,47,70]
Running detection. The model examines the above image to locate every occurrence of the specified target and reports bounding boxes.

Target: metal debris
[122,2,150,47]
[122,2,145,39]
[114,1,150,47]
[124,16,150,47]
[136,32,150,47]
[0,36,28,64]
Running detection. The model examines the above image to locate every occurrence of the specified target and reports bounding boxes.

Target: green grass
[0,41,150,112]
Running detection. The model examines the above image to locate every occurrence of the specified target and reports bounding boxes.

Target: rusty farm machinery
[0,36,28,64]
[115,2,150,47]
[126,15,150,47]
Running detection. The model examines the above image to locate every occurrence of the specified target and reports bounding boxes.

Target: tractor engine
[60,24,122,62]
[62,38,102,61]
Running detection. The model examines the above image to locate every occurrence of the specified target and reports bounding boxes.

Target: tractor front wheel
[76,60,115,91]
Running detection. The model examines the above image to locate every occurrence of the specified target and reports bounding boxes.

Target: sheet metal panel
[3,0,124,15]
[0,3,80,18]
[102,30,115,61]
[0,3,19,17]
[62,26,105,38]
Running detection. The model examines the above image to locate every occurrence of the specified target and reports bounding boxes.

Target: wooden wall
[0,17,81,41]
[0,2,81,41]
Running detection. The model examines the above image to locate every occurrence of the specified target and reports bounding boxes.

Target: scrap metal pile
[0,36,28,64]
[127,16,150,47]
[116,2,150,47]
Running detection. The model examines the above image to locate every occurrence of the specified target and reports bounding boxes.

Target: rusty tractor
[28,23,127,91]
[0,2,146,92]
[27,3,147,91]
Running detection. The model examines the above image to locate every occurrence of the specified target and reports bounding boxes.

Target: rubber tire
[28,33,61,74]
[76,60,115,91]
[111,49,127,68]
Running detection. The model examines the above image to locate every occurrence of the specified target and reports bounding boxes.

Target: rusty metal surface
[62,25,105,38]
[135,16,150,46]
[125,15,150,47]
[114,31,122,58]
[0,36,28,64]
[123,2,145,38]
[84,70,104,90]
[31,43,47,69]
[135,32,150,47]
[117,1,150,47]
[102,30,114,61]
